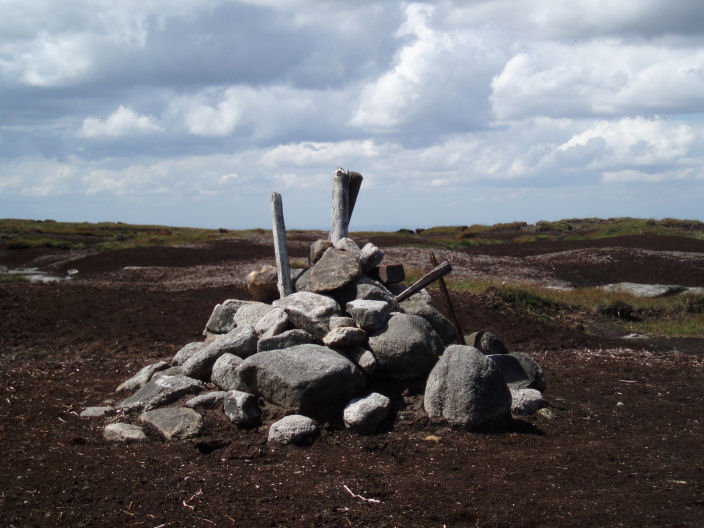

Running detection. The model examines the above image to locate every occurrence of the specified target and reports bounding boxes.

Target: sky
[2,0,704,230]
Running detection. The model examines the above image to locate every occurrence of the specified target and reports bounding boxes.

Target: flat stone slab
[185,391,228,409]
[103,423,146,442]
[172,342,203,366]
[116,361,169,393]
[257,328,315,353]
[182,325,258,379]
[268,415,319,445]
[322,326,368,348]
[118,375,205,412]
[599,282,689,298]
[346,299,392,332]
[80,406,114,418]
[139,407,203,440]
[273,292,342,339]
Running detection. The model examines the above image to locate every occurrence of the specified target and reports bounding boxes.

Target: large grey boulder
[103,423,146,442]
[510,388,544,415]
[257,328,315,352]
[254,306,289,338]
[268,415,319,445]
[273,292,342,339]
[118,374,205,412]
[235,344,367,414]
[182,325,258,380]
[171,342,203,366]
[322,326,368,348]
[466,331,509,355]
[139,407,203,440]
[234,302,274,328]
[424,345,512,429]
[211,353,243,390]
[400,299,457,346]
[333,237,362,258]
[203,299,248,335]
[306,248,361,293]
[116,361,169,393]
[346,299,392,332]
[367,313,442,381]
[223,390,260,427]
[489,353,546,392]
[343,392,392,434]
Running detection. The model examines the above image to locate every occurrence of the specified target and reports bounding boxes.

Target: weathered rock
[254,306,289,338]
[333,237,361,258]
[346,299,392,332]
[466,331,509,355]
[360,243,384,272]
[273,292,342,339]
[257,328,315,352]
[185,391,228,409]
[203,299,248,335]
[293,266,312,292]
[246,265,279,303]
[182,325,258,379]
[236,344,367,414]
[103,423,147,442]
[343,392,391,434]
[347,346,377,375]
[172,342,203,366]
[223,390,260,427]
[234,302,274,328]
[139,407,203,440]
[309,239,333,265]
[375,264,405,284]
[335,275,399,311]
[116,361,169,393]
[424,345,512,429]
[268,415,319,445]
[400,299,457,346]
[489,352,546,392]
[510,388,544,415]
[322,326,368,348]
[307,248,361,293]
[367,313,442,381]
[211,353,243,390]
[329,316,356,329]
[118,375,205,412]
[80,406,114,418]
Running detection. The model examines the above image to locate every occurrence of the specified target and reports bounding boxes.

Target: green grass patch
[0,274,30,283]
[624,314,704,338]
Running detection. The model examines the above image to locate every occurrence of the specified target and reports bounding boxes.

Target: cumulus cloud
[79,106,162,137]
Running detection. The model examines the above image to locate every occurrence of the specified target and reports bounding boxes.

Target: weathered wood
[270,192,292,298]
[347,171,363,225]
[395,261,452,302]
[429,252,465,345]
[329,168,350,243]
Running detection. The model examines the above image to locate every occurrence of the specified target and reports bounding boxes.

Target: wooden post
[429,252,465,345]
[347,171,363,225]
[395,261,452,302]
[329,168,350,243]
[270,192,292,298]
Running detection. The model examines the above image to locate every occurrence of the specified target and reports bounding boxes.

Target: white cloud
[262,140,381,168]
[79,106,162,137]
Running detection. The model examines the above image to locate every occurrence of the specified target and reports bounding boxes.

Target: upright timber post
[270,192,292,298]
[329,168,350,244]
[347,171,363,225]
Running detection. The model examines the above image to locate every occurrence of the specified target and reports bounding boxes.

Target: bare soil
[1,233,703,527]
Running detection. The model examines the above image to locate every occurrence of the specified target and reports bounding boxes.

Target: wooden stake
[270,192,292,298]
[395,261,452,302]
[429,251,465,345]
[329,168,350,243]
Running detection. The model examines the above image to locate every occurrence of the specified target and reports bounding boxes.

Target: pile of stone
[87,169,547,445]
